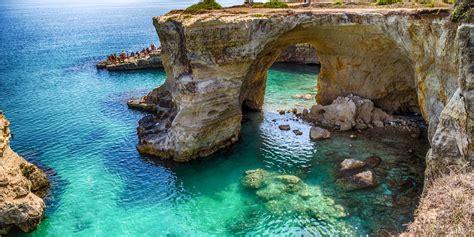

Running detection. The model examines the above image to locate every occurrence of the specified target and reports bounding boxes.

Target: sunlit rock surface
[305,95,393,131]
[0,114,49,234]
[276,43,319,64]
[133,8,472,179]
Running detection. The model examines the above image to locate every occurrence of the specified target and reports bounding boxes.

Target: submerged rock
[0,114,49,234]
[365,156,382,167]
[291,94,313,100]
[337,171,378,191]
[242,169,268,189]
[242,169,350,231]
[309,126,331,140]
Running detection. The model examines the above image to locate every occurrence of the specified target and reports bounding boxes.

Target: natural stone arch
[131,9,472,180]
[240,24,418,114]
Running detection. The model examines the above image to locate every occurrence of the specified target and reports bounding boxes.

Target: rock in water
[0,114,49,234]
[242,169,268,189]
[305,95,392,131]
[337,171,378,191]
[365,156,382,167]
[292,130,303,136]
[308,97,357,131]
[340,159,366,171]
[278,125,291,131]
[309,126,331,140]
[241,169,353,233]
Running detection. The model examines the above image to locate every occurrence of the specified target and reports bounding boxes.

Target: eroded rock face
[276,43,319,64]
[425,24,474,180]
[133,8,473,178]
[0,114,49,234]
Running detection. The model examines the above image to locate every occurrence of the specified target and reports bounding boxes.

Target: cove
[1,0,471,236]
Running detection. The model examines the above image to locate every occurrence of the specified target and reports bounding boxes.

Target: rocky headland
[125,6,473,234]
[97,49,164,71]
[98,44,318,72]
[130,7,472,179]
[0,113,49,234]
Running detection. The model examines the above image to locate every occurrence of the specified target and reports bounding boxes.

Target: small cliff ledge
[0,113,49,234]
[132,8,472,179]
[97,50,163,71]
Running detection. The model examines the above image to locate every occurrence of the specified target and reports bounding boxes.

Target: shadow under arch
[240,23,419,115]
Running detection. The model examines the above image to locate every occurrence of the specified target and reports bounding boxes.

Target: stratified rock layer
[133,8,472,179]
[0,114,49,234]
[276,43,319,64]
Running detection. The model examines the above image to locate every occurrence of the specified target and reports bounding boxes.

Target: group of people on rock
[106,44,159,64]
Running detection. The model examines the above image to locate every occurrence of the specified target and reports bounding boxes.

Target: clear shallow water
[1,1,428,236]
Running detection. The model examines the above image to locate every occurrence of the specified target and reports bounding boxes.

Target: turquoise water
[1,1,428,236]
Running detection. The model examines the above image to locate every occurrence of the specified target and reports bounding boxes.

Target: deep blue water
[0,1,428,236]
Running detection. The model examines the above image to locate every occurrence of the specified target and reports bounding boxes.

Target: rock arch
[131,8,472,179]
[240,24,417,114]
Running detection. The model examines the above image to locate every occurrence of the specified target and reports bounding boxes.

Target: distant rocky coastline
[0,113,49,234]
[97,48,163,71]
[99,43,319,72]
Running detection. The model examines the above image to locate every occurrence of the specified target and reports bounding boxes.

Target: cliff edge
[0,113,49,234]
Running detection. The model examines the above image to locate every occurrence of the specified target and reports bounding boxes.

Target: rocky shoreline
[132,7,472,185]
[96,49,163,71]
[124,5,472,235]
[0,113,49,234]
[100,44,319,72]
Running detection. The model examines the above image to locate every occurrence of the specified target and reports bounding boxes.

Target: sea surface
[1,1,428,236]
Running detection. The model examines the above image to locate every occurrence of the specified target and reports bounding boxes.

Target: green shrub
[334,0,344,5]
[186,0,222,12]
[376,0,401,5]
[251,2,264,8]
[451,2,471,22]
[262,0,288,8]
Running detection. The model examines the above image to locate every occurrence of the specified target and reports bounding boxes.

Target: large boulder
[308,97,357,131]
[306,95,393,131]
[309,126,331,140]
[340,159,366,172]
[336,171,379,191]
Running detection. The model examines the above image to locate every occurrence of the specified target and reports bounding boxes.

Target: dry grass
[405,171,474,236]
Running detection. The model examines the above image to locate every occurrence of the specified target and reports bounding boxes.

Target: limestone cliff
[0,113,49,234]
[132,8,472,179]
[276,43,319,64]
